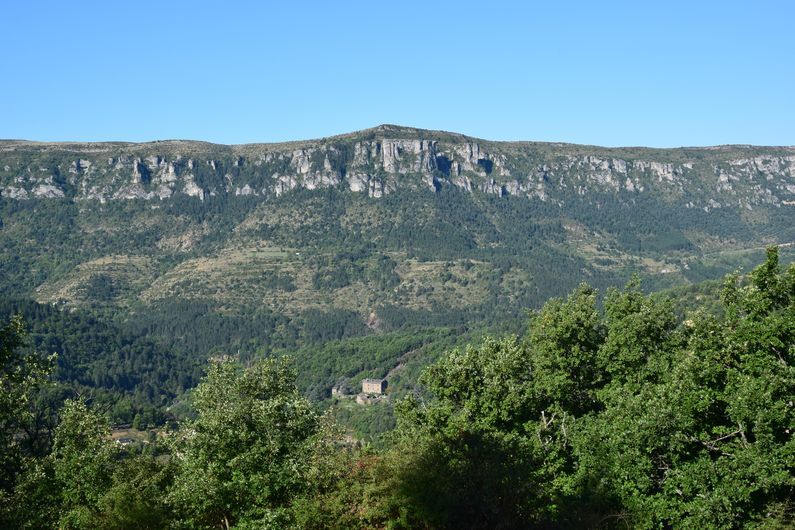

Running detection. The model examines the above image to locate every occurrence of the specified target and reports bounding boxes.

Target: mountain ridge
[3,125,795,206]
[2,125,794,400]
[3,123,795,149]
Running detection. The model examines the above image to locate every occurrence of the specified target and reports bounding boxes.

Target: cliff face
[2,125,795,211]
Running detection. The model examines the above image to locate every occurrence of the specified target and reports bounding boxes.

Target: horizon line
[2,124,794,151]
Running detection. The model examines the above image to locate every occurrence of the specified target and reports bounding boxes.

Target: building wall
[362,380,386,394]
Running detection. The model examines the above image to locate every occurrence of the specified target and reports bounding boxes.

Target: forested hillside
[1,248,791,528]
[4,0,793,523]
[2,126,794,436]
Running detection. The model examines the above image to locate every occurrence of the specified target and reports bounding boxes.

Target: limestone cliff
[2,125,794,211]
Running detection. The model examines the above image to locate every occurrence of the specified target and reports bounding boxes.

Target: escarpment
[2,125,794,212]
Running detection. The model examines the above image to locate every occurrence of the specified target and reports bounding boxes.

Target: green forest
[3,6,795,528]
[1,247,792,528]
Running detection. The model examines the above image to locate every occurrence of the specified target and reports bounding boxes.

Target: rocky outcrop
[33,184,65,198]
[2,127,794,211]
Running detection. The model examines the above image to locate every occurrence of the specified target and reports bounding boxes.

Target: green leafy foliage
[0,315,54,520]
[0,248,792,528]
[8,397,174,529]
[168,358,320,528]
[49,399,118,528]
[381,247,794,528]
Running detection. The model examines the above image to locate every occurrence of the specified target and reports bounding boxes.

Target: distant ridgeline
[2,125,795,206]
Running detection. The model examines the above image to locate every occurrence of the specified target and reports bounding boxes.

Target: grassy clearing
[34,255,157,306]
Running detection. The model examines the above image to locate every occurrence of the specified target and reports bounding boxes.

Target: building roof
[362,378,385,384]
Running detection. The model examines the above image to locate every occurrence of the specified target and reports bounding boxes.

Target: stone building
[361,378,387,395]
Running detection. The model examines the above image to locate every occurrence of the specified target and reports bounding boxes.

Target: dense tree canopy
[388,247,794,528]
[0,315,53,518]
[0,248,791,528]
[169,358,321,529]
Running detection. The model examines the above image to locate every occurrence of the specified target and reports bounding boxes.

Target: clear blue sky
[2,1,793,147]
